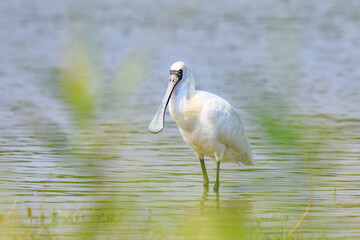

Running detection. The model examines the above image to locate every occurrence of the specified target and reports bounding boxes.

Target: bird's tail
[241,149,255,166]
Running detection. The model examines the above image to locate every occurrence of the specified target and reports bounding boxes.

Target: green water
[0,0,359,239]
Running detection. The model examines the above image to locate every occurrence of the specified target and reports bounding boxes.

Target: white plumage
[149,61,254,192]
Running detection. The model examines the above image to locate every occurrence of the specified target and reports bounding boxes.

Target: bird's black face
[169,69,183,83]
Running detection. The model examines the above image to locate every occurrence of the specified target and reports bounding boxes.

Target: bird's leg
[199,156,209,190]
[213,161,221,192]
[213,148,224,193]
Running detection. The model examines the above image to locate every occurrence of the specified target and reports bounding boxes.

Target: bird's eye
[178,70,183,80]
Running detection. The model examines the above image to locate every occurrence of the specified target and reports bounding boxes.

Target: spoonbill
[148,61,254,192]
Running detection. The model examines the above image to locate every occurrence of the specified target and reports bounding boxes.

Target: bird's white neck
[169,74,196,129]
[174,73,195,100]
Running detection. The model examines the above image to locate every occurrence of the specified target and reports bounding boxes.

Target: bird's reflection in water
[200,189,221,210]
[200,188,253,214]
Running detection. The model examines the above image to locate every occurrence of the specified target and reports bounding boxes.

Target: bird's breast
[169,95,203,132]
[183,96,203,120]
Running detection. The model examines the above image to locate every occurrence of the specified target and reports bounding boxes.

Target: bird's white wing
[202,93,254,165]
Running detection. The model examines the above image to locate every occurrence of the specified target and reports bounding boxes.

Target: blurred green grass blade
[113,46,152,97]
[59,34,99,122]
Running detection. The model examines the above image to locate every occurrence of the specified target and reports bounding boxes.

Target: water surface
[0,0,360,239]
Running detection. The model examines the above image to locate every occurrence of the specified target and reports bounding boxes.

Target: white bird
[148,61,254,192]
